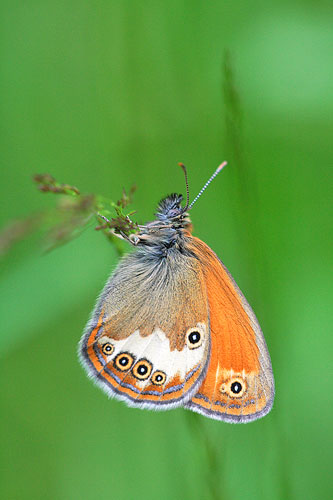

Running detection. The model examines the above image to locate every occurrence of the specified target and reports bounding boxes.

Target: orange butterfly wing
[185,237,275,422]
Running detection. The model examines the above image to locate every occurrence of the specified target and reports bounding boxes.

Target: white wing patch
[98,322,208,388]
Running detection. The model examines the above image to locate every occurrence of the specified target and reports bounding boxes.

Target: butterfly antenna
[188,161,228,210]
[178,163,190,211]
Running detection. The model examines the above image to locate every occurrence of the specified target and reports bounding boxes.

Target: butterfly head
[156,193,189,225]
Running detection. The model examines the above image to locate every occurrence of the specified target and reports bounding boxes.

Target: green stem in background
[223,49,257,241]
[223,49,265,292]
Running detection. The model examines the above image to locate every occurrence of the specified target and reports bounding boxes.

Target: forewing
[79,246,210,409]
[185,238,275,422]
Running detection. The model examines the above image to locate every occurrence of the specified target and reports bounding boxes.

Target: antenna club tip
[178,162,185,168]
[217,161,228,172]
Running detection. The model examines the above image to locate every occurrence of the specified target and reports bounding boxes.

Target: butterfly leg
[119,231,140,246]
[97,213,112,225]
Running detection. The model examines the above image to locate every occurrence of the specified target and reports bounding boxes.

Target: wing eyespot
[220,377,247,398]
[186,327,204,349]
[114,352,135,372]
[101,343,114,356]
[132,359,153,380]
[151,371,167,386]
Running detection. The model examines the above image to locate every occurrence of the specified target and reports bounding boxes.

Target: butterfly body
[80,191,275,422]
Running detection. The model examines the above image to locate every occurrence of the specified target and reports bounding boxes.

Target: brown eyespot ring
[114,352,134,372]
[151,371,166,386]
[220,377,247,398]
[186,327,204,349]
[132,359,153,380]
[101,343,114,356]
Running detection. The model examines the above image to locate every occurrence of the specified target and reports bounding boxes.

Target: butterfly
[79,162,275,422]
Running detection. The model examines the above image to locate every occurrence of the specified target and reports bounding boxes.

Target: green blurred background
[1,1,332,499]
